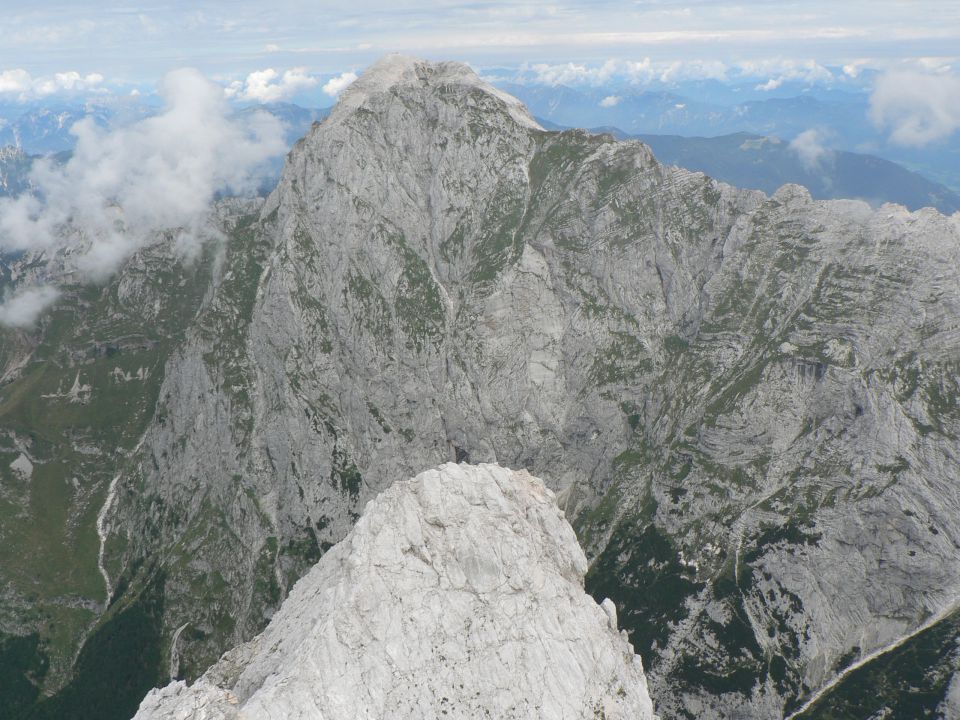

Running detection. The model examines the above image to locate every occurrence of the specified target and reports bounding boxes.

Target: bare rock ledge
[133,463,656,720]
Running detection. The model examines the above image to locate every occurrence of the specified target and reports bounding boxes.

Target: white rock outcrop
[132,463,656,720]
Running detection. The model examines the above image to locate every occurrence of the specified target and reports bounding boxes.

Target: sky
[0,1,958,85]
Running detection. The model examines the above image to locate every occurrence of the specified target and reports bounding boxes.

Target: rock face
[132,463,656,720]
[6,54,960,719]
[96,55,960,718]
[0,145,32,197]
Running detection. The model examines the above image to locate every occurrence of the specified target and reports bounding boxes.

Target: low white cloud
[621,59,656,84]
[599,95,621,108]
[0,69,32,94]
[870,70,960,146]
[0,68,285,288]
[914,57,955,74]
[0,285,59,328]
[514,57,843,88]
[790,129,834,170]
[524,59,622,86]
[658,59,728,83]
[227,67,318,103]
[842,60,871,78]
[741,59,834,90]
[322,71,358,97]
[0,68,104,99]
[35,71,105,96]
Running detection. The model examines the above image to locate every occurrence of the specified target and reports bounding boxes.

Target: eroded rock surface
[73,55,960,718]
[133,463,655,720]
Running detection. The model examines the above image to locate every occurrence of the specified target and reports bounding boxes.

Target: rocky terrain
[2,55,959,719]
[132,463,655,720]
[625,131,960,214]
[0,146,32,197]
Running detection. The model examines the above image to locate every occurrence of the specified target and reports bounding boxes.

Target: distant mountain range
[607,130,960,213]
[502,82,960,193]
[0,103,115,154]
[2,98,956,215]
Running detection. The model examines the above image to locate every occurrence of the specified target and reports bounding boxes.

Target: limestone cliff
[6,54,958,719]
[102,55,960,719]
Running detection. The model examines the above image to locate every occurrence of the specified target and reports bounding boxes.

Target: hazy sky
[1,1,958,82]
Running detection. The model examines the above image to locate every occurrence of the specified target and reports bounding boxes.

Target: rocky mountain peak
[326,53,542,130]
[133,463,656,719]
[72,50,960,720]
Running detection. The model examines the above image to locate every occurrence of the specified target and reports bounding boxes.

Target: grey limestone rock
[132,463,656,720]
[94,55,960,718]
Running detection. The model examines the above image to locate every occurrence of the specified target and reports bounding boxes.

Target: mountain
[0,104,115,155]
[0,146,33,197]
[608,131,960,213]
[3,55,960,719]
[0,201,262,718]
[132,463,656,720]
[500,82,869,143]
[501,82,960,193]
[502,82,730,136]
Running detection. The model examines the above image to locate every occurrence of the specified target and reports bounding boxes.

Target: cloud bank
[0,68,105,99]
[870,70,960,146]
[512,57,842,88]
[0,67,285,325]
[227,67,318,102]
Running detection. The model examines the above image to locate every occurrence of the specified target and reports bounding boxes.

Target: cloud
[227,67,319,103]
[35,71,105,96]
[0,286,59,328]
[0,68,285,289]
[790,129,834,170]
[744,59,835,91]
[621,59,656,84]
[755,78,782,91]
[513,57,843,88]
[0,69,32,94]
[524,59,621,86]
[842,60,870,78]
[322,71,358,97]
[870,70,960,146]
[599,95,621,108]
[0,69,105,98]
[658,59,728,83]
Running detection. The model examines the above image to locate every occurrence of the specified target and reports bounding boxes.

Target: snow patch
[9,452,33,480]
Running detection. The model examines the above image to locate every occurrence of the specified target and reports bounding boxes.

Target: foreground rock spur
[134,463,656,719]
